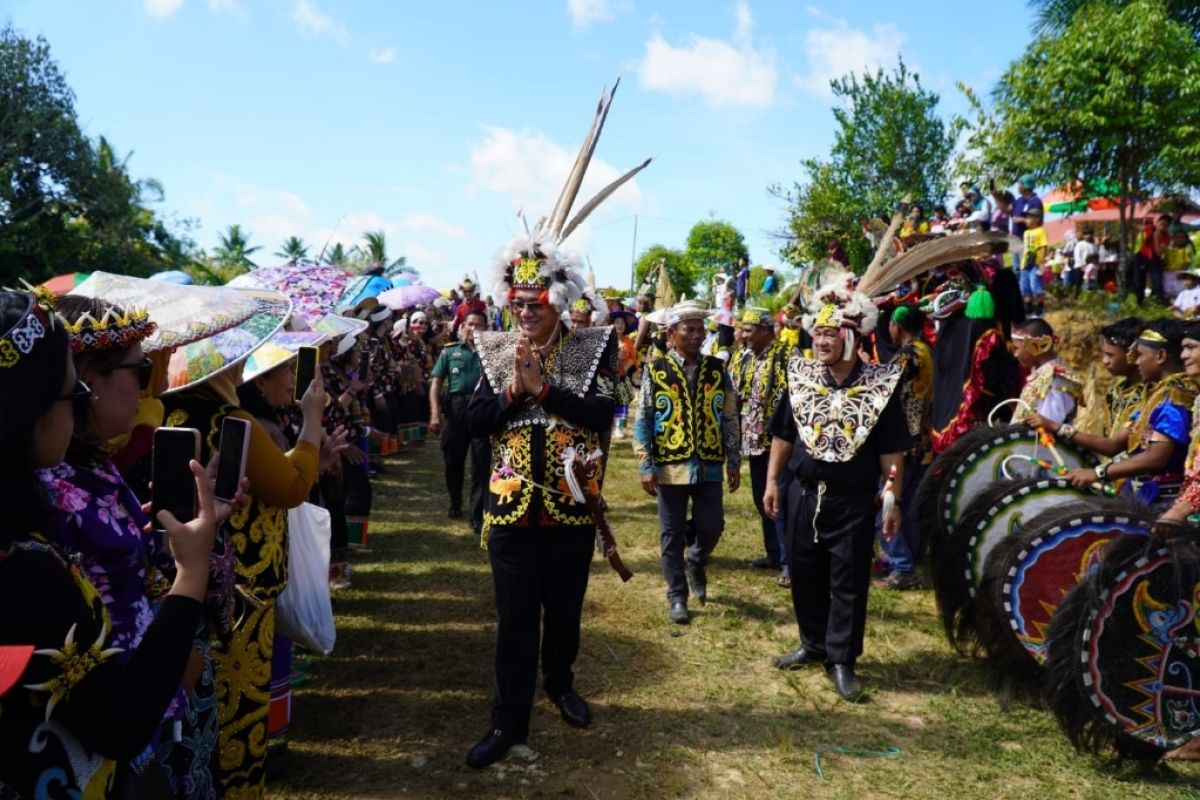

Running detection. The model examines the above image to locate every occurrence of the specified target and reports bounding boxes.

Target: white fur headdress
[801,267,878,361]
[488,77,652,314]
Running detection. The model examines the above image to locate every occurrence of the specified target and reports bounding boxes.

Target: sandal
[776,573,791,588]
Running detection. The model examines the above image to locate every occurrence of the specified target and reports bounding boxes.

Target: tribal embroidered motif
[64,306,157,354]
[787,357,901,462]
[649,353,726,464]
[0,302,49,369]
[476,326,613,429]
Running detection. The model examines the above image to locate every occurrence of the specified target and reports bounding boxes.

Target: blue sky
[7,0,1032,291]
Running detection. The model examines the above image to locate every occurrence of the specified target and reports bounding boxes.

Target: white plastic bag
[276,502,336,654]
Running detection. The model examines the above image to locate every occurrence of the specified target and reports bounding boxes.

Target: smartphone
[151,427,200,528]
[214,417,251,503]
[294,345,319,401]
[358,348,371,380]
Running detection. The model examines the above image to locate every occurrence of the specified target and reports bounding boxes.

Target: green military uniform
[432,340,488,530]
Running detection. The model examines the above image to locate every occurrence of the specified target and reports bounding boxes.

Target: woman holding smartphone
[39,295,230,797]
[0,289,218,797]
[160,294,324,798]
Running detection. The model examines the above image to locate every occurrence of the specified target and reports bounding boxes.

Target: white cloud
[567,0,613,28]
[794,17,906,99]
[464,125,645,221]
[369,47,397,64]
[207,0,242,15]
[144,0,184,19]
[290,0,348,44]
[402,213,467,240]
[636,3,777,108]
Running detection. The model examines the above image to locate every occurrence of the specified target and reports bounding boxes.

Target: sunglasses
[511,300,548,313]
[108,357,154,390]
[57,379,92,418]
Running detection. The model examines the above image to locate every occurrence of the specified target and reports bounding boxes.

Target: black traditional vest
[649,353,726,464]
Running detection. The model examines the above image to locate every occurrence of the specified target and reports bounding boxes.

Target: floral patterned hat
[164,288,292,393]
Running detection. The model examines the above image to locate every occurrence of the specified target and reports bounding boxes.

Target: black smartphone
[214,417,251,503]
[294,345,319,400]
[151,427,200,528]
[358,348,371,380]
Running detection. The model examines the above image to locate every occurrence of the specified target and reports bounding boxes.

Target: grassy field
[269,438,1200,800]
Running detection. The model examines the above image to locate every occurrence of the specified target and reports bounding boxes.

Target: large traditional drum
[933,477,1091,653]
[916,425,1092,562]
[1047,529,1200,758]
[974,501,1154,699]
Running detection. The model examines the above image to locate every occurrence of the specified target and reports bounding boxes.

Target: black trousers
[784,481,876,667]
[441,395,490,527]
[748,452,780,565]
[656,482,723,603]
[487,524,595,736]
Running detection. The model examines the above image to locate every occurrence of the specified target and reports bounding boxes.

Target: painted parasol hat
[228,264,353,326]
[313,312,369,358]
[164,288,292,394]
[70,271,259,353]
[242,330,329,384]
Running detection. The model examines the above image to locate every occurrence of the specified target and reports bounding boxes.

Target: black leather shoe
[466,728,524,769]
[772,646,823,670]
[551,690,591,728]
[669,601,690,624]
[686,564,707,605]
[828,664,865,702]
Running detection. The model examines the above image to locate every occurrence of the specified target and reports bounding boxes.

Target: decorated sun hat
[738,307,773,328]
[313,312,369,359]
[666,299,712,327]
[70,271,259,353]
[241,330,329,384]
[228,264,352,327]
[164,288,292,394]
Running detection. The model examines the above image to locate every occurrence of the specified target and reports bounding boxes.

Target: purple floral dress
[39,460,169,652]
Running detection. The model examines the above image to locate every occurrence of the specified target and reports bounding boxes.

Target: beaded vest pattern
[649,354,726,464]
[786,357,901,463]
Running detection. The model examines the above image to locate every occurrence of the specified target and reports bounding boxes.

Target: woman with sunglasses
[0,289,218,796]
[38,295,225,797]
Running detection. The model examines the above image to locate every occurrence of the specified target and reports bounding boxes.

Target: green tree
[992,0,1200,288]
[214,224,259,273]
[0,24,196,283]
[684,220,749,290]
[322,242,349,266]
[1029,0,1200,38]
[633,245,694,299]
[775,59,957,271]
[275,236,309,265]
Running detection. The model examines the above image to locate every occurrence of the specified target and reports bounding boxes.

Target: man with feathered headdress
[762,268,911,701]
[633,299,741,625]
[463,78,649,770]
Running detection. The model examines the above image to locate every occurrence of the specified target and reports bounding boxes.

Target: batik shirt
[733,339,789,458]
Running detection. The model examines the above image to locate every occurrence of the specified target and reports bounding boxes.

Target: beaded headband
[63,306,157,354]
[1011,329,1056,357]
[0,287,57,370]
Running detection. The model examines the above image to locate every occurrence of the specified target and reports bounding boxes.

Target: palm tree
[275,236,309,265]
[215,224,260,271]
[323,242,349,266]
[361,230,389,269]
[1028,0,1200,38]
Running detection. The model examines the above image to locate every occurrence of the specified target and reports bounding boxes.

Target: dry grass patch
[269,441,1199,799]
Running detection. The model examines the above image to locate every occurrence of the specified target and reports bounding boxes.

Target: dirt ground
[267,435,1199,800]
